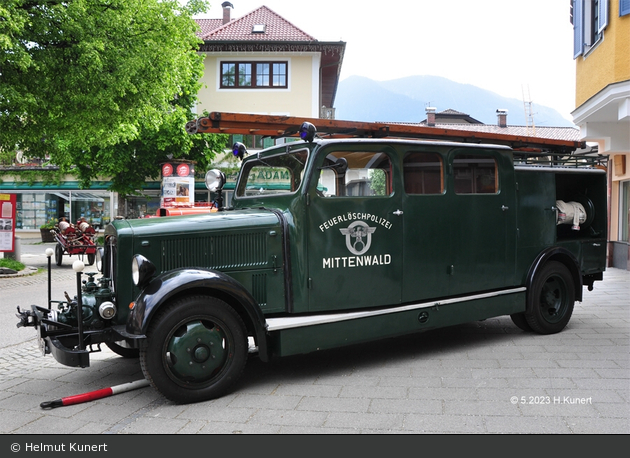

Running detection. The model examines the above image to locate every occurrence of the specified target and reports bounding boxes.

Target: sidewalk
[1,267,628,434]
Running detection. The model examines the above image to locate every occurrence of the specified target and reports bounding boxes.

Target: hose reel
[556,199,588,231]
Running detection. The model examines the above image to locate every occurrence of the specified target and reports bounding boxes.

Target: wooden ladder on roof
[187,112,585,155]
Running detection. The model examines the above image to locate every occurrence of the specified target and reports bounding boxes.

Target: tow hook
[16,306,37,328]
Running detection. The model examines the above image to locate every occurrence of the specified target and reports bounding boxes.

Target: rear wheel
[140,295,248,403]
[509,312,532,332]
[526,261,575,334]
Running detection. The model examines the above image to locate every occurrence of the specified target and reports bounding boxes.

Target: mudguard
[525,247,583,305]
[127,268,270,361]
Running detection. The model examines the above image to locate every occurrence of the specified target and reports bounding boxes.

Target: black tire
[140,295,248,403]
[55,243,63,266]
[510,312,532,332]
[525,261,575,334]
[106,340,140,358]
[86,253,95,266]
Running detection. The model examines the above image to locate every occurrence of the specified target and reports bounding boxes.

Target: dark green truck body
[19,136,607,403]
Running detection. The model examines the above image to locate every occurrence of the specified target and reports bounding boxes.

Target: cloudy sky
[198,0,577,122]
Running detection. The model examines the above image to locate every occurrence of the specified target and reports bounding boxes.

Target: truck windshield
[236,148,309,197]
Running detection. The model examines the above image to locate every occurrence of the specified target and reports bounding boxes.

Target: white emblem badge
[339,221,376,255]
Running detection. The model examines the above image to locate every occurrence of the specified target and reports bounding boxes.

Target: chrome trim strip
[265,287,527,331]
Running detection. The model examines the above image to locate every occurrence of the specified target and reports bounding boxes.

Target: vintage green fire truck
[17,113,608,403]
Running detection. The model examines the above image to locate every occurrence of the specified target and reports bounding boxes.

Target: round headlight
[95,247,104,273]
[132,254,156,288]
[205,169,226,192]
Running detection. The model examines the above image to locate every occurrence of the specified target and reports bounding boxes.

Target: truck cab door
[447,148,517,295]
[306,146,403,312]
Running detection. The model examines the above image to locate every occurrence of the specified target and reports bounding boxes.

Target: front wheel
[140,295,248,403]
[526,261,575,334]
[106,340,140,358]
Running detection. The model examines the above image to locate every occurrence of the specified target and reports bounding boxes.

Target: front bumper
[17,305,145,368]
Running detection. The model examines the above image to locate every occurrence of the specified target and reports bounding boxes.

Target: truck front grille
[160,233,269,271]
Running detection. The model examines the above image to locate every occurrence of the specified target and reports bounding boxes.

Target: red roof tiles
[198,6,316,42]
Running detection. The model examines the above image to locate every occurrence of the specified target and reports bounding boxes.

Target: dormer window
[252,24,266,34]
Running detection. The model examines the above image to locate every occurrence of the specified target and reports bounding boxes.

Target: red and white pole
[40,379,150,409]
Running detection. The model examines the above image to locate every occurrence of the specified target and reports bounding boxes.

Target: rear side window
[403,152,444,195]
[453,155,498,194]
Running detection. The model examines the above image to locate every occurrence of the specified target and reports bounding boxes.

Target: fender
[127,268,269,361]
[525,247,583,308]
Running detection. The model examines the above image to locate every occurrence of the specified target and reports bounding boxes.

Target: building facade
[0,3,344,232]
[195,3,345,118]
[571,0,630,270]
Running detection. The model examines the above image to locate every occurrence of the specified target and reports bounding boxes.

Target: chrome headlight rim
[132,254,156,288]
[95,247,104,273]
[205,169,226,192]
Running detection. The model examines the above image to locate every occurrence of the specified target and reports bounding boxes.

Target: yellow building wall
[576,3,630,106]
[196,53,318,118]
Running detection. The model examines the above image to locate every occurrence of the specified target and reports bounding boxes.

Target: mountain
[334,75,575,128]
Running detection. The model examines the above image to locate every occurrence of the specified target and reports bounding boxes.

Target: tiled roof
[196,19,224,37]
[412,122,581,142]
[198,6,316,42]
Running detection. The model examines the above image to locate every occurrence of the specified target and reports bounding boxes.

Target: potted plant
[39,219,57,242]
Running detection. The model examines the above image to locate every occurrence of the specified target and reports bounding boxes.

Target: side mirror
[319,156,348,174]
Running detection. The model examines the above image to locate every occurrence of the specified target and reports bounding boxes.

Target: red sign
[0,193,17,252]
[177,163,190,177]
[162,163,174,177]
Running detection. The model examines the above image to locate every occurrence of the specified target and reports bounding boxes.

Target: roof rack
[187,112,586,154]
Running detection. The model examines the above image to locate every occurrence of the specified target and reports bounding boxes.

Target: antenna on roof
[522,85,536,136]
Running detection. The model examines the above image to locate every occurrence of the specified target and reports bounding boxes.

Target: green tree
[1,0,224,193]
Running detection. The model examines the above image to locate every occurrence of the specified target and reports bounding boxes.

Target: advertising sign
[161,162,195,207]
[0,194,17,252]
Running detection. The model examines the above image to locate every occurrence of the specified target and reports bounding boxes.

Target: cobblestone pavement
[0,251,628,434]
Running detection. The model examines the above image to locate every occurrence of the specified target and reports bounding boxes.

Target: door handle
[393,210,403,216]
[501,205,509,212]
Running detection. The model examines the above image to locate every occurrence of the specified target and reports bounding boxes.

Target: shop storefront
[0,180,116,232]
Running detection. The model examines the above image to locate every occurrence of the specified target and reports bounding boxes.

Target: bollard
[5,236,21,262]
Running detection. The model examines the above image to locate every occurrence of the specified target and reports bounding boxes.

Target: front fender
[127,268,269,361]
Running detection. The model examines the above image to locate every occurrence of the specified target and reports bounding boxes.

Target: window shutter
[597,0,609,33]
[573,0,584,58]
[621,0,630,17]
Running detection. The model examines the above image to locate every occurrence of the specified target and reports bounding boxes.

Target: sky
[197,0,577,122]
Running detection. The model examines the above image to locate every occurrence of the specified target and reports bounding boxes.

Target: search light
[299,122,317,142]
[233,142,247,161]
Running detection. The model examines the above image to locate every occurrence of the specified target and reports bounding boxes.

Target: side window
[403,152,444,195]
[317,151,392,197]
[453,155,498,194]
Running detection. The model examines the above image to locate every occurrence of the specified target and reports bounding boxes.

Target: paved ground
[0,238,628,434]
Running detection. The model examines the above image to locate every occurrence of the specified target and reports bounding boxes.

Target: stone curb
[0,266,40,278]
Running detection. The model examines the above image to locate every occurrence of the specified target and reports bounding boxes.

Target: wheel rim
[538,275,569,324]
[163,318,231,385]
